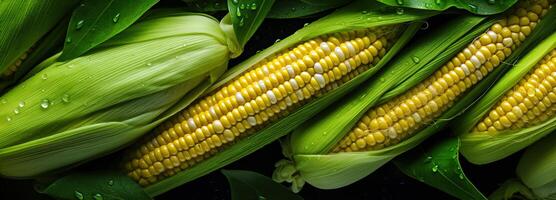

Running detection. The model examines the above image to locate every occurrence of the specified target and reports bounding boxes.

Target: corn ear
[0,11,241,178]
[0,0,78,91]
[516,132,556,199]
[457,30,556,165]
[120,0,435,196]
[275,0,556,191]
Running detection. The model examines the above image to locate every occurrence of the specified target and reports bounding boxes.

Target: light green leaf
[222,170,303,200]
[377,0,518,15]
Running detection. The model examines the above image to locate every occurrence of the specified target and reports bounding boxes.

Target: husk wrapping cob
[120,0,435,196]
[456,27,556,165]
[0,0,79,92]
[274,0,556,192]
[0,11,241,178]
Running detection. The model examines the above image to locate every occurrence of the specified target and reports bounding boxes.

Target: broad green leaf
[59,0,158,61]
[394,136,486,200]
[377,0,518,15]
[222,170,303,200]
[228,0,276,47]
[267,0,350,19]
[38,170,151,200]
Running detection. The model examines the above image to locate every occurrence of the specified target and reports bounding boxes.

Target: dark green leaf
[267,0,350,19]
[377,0,518,15]
[181,0,228,12]
[228,0,275,47]
[394,136,486,200]
[222,170,303,200]
[59,0,158,61]
[37,170,151,200]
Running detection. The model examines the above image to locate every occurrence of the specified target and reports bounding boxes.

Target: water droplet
[396,8,404,14]
[323,131,328,136]
[215,2,220,7]
[13,108,19,115]
[75,20,84,30]
[488,0,495,4]
[258,196,266,200]
[236,7,241,16]
[41,73,48,80]
[232,0,238,4]
[275,39,281,43]
[412,56,420,63]
[40,99,50,110]
[459,173,464,179]
[0,98,7,104]
[113,13,120,23]
[291,7,296,11]
[93,193,103,200]
[62,94,71,103]
[66,37,72,43]
[432,164,439,172]
[424,156,432,163]
[108,180,114,186]
[240,3,246,9]
[250,3,257,10]
[361,10,368,14]
[468,4,478,12]
[80,3,85,7]
[303,23,309,27]
[74,191,84,200]
[435,0,442,5]
[6,116,12,122]
[420,21,430,30]
[396,0,403,5]
[18,101,25,108]
[239,17,245,26]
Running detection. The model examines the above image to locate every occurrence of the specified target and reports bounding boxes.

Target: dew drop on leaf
[74,191,84,200]
[40,99,50,110]
[412,56,421,63]
[41,73,48,80]
[66,37,72,43]
[18,101,25,108]
[75,20,84,30]
[93,193,103,200]
[62,94,71,103]
[488,0,496,4]
[432,164,439,172]
[0,98,7,104]
[250,3,257,10]
[113,13,120,23]
[396,0,403,5]
[13,108,19,115]
[396,8,404,14]
[6,116,12,122]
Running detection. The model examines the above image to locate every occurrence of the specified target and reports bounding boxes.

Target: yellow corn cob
[123,25,401,186]
[474,49,556,133]
[332,0,551,153]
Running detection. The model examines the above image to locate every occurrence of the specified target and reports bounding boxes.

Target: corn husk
[0,11,241,178]
[456,31,556,165]
[517,132,556,199]
[142,1,436,196]
[274,5,556,191]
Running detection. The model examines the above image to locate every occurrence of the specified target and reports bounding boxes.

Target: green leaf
[376,0,518,15]
[394,136,486,200]
[228,0,275,47]
[267,0,350,19]
[222,170,303,200]
[59,0,158,61]
[38,170,151,200]
[181,0,228,12]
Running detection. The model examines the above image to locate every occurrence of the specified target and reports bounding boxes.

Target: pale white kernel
[247,116,257,126]
[235,92,245,104]
[285,97,293,106]
[314,63,324,74]
[320,42,331,53]
[289,79,299,90]
[476,51,486,63]
[296,90,305,100]
[289,53,297,60]
[314,74,326,88]
[503,38,513,47]
[262,66,270,75]
[344,60,352,71]
[335,47,345,60]
[213,120,224,133]
[346,41,356,56]
[187,118,197,129]
[487,31,498,41]
[475,70,483,80]
[470,56,481,68]
[267,90,277,104]
[286,65,295,77]
[209,107,218,118]
[428,85,438,96]
[412,113,422,122]
[258,80,267,91]
[461,64,470,75]
[387,127,397,139]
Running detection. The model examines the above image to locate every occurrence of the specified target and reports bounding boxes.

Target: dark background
[0,2,522,200]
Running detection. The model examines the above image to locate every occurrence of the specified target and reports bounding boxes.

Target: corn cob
[332,0,550,153]
[0,0,78,91]
[0,12,239,178]
[275,0,556,192]
[124,25,401,186]
[117,1,434,195]
[458,29,556,164]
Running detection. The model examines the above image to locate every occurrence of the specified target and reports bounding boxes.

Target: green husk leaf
[0,0,79,92]
[517,133,556,198]
[489,179,535,200]
[282,5,556,190]
[0,13,231,178]
[222,170,303,200]
[228,0,275,47]
[267,0,350,19]
[58,0,159,61]
[377,0,518,15]
[457,28,556,165]
[38,170,151,200]
[394,136,486,200]
[144,0,436,196]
